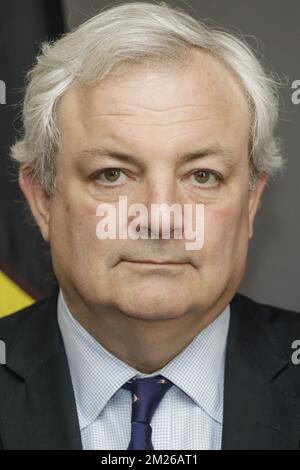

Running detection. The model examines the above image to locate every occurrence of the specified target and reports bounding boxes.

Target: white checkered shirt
[57,289,230,450]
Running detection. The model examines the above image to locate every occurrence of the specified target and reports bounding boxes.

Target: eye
[190,170,221,188]
[92,168,128,187]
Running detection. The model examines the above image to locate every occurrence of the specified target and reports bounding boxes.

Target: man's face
[27,50,266,320]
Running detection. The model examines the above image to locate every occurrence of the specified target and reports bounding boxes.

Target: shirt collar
[57,289,230,429]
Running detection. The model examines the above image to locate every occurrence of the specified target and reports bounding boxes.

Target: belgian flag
[0,0,65,316]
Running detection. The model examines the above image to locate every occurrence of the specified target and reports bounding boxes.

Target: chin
[118,294,189,321]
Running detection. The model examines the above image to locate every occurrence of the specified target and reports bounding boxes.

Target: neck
[61,289,225,374]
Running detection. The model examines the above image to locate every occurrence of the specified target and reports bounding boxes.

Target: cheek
[203,201,249,260]
[49,191,106,263]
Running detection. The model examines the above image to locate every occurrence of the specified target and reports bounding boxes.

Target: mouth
[121,258,188,266]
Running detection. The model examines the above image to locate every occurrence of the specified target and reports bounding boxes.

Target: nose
[136,171,184,240]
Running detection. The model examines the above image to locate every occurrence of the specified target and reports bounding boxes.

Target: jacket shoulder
[233,292,300,321]
[0,290,58,345]
[232,292,300,354]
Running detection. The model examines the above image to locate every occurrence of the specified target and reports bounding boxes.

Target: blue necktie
[122,375,173,450]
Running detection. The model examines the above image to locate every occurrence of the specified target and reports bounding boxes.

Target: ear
[19,165,51,242]
[248,172,268,240]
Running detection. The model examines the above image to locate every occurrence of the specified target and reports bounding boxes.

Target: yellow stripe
[0,271,34,317]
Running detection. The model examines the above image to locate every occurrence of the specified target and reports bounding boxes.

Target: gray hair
[11,1,284,194]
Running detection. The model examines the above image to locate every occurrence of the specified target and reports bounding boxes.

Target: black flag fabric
[0,0,65,316]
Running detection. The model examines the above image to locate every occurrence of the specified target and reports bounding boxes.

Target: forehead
[56,49,250,154]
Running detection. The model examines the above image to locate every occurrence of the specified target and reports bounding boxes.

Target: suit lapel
[0,288,82,449]
[222,293,300,449]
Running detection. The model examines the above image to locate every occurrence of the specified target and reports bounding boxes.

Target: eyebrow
[74,143,237,169]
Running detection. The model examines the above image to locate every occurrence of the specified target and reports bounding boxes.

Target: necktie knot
[121,374,173,449]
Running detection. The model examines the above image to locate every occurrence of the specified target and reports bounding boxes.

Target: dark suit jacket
[0,287,300,449]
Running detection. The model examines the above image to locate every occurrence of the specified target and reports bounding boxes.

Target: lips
[122,258,186,265]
